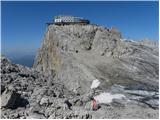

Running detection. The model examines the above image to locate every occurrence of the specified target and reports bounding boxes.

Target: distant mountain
[139,39,159,48]
[9,54,35,67]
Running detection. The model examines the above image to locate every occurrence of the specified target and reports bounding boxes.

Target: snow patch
[91,79,100,89]
[120,38,126,41]
[120,38,137,43]
[94,92,125,104]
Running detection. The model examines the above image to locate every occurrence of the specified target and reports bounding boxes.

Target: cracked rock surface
[34,24,158,94]
[1,24,159,119]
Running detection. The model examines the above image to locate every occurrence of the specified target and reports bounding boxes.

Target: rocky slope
[1,56,77,118]
[34,24,159,94]
[1,56,159,119]
[1,24,159,119]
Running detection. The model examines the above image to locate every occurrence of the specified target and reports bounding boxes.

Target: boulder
[144,99,159,109]
[73,99,83,106]
[40,97,49,106]
[1,90,21,109]
[1,84,5,94]
[26,113,46,119]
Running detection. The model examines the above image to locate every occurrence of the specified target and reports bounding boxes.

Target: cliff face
[1,24,159,119]
[33,24,159,94]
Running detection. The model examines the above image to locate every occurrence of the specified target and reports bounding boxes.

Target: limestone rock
[111,84,125,93]
[1,84,5,94]
[33,24,159,94]
[27,113,46,119]
[1,90,21,109]
[1,23,159,119]
[144,99,159,109]
[40,97,49,106]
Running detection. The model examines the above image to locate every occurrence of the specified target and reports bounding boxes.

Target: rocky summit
[1,24,159,119]
[34,24,158,94]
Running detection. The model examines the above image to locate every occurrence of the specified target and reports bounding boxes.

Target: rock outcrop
[1,90,21,109]
[34,24,159,94]
[1,24,159,119]
[1,56,76,119]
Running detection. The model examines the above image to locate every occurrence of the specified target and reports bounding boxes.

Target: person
[90,97,97,111]
[64,99,72,110]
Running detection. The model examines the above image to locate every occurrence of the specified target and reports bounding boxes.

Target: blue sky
[1,1,158,58]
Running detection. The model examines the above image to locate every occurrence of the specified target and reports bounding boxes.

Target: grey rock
[124,90,158,97]
[85,101,92,110]
[40,97,50,106]
[139,39,159,49]
[73,99,83,106]
[126,90,159,109]
[112,98,127,106]
[44,107,56,118]
[27,113,46,119]
[1,90,21,109]
[1,57,76,118]
[1,56,20,74]
[1,22,159,119]
[144,99,159,109]
[1,84,5,94]
[8,112,19,119]
[111,84,125,93]
[33,24,159,94]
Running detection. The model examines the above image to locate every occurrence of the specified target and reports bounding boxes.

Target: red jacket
[92,99,97,109]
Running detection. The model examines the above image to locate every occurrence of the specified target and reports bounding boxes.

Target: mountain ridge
[1,23,159,119]
[33,24,159,94]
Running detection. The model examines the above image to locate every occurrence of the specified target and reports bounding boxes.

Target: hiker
[90,97,97,111]
[64,99,72,110]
